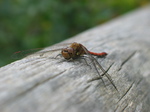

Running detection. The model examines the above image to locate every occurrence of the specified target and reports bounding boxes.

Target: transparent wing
[11,42,72,59]
[81,45,118,91]
[11,48,63,59]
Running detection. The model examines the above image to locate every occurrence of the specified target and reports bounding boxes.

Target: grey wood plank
[0,5,150,112]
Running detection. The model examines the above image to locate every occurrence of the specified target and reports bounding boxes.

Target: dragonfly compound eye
[61,48,73,59]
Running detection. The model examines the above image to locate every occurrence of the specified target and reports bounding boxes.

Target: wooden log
[0,5,150,112]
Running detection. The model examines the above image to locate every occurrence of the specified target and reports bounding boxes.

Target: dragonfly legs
[82,55,106,87]
[83,55,118,92]
[79,56,92,69]
[54,54,62,59]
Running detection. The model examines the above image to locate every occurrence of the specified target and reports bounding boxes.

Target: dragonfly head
[61,47,74,60]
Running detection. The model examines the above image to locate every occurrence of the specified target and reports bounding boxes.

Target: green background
[0,0,149,67]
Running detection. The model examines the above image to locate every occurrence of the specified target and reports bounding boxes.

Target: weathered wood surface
[0,6,150,112]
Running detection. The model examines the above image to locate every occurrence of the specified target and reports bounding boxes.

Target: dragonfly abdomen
[88,51,108,57]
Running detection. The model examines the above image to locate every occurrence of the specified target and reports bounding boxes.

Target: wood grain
[0,5,150,112]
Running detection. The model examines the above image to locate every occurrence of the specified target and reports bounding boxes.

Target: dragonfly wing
[93,58,118,92]
[12,48,62,59]
[33,48,63,56]
[81,45,118,91]
[12,48,43,59]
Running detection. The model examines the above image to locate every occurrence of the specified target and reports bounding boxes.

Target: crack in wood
[134,78,149,105]
[140,91,149,103]
[81,85,91,93]
[117,81,134,104]
[118,51,136,71]
[135,78,143,87]
[121,104,128,112]
[115,78,147,112]
[1,70,67,106]
[114,101,128,112]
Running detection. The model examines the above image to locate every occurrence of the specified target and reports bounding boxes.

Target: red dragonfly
[12,42,118,91]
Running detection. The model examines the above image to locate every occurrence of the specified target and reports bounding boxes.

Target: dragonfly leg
[81,55,107,87]
[54,54,62,59]
[94,60,119,92]
[92,59,106,87]
[79,56,92,69]
[83,55,106,68]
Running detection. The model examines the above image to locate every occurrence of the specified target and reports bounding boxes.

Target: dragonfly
[12,42,118,91]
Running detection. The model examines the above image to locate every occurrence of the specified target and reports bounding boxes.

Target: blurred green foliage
[0,0,149,67]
